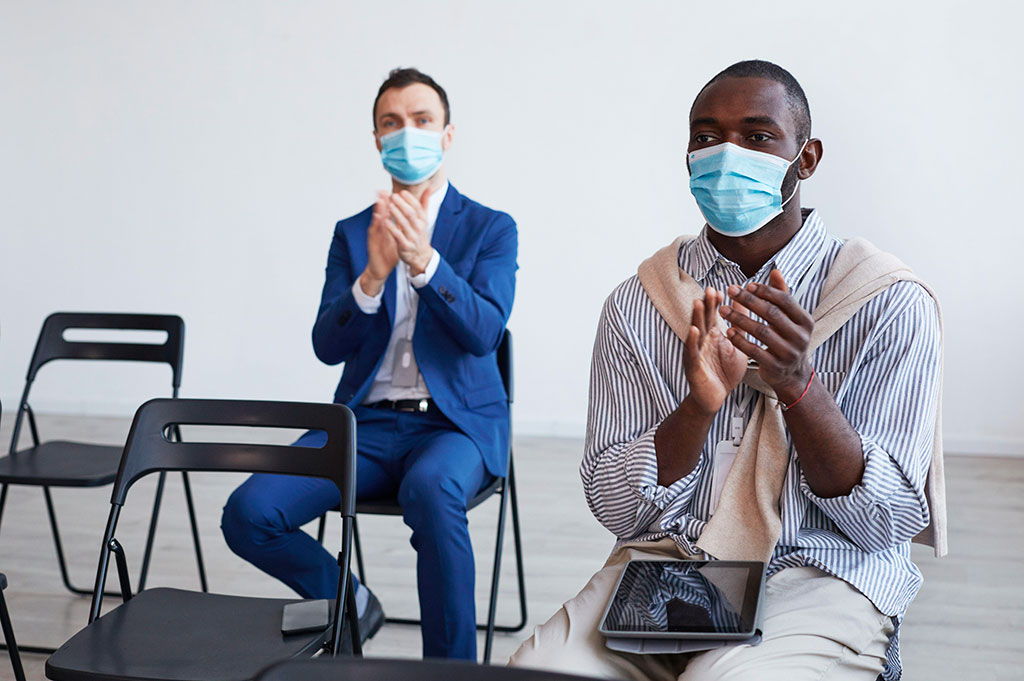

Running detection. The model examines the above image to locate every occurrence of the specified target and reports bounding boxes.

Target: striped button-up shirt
[581,210,941,680]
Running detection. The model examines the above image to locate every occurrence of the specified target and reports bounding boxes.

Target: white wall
[1,0,1021,455]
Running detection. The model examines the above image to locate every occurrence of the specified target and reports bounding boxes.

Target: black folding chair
[257,657,597,681]
[0,573,27,681]
[0,313,206,606]
[317,329,527,663]
[45,398,362,681]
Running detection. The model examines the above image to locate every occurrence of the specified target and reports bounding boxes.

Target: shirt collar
[679,208,827,290]
[770,209,827,289]
[680,228,721,282]
[425,181,450,234]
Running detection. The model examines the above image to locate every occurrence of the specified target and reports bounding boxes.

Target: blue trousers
[220,405,489,660]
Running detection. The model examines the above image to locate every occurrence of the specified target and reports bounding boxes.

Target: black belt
[368,398,436,414]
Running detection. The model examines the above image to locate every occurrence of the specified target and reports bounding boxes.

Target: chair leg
[479,461,528,635]
[137,471,167,591]
[0,485,67,654]
[505,458,528,632]
[0,484,8,535]
[325,515,367,585]
[0,587,26,681]
[482,473,510,664]
[42,486,121,597]
[353,516,366,585]
[180,472,208,592]
[378,470,529,638]
[345,573,362,657]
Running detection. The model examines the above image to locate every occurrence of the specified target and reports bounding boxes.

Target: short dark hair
[693,60,811,142]
[372,67,450,128]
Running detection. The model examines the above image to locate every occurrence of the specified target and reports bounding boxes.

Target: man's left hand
[387,189,434,276]
[718,269,815,405]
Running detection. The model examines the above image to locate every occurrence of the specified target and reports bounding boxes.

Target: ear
[441,124,455,152]
[797,138,823,180]
[373,130,383,153]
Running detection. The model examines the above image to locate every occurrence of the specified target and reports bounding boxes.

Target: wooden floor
[0,414,1021,680]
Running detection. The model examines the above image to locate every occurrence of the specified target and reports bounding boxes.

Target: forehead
[690,77,796,133]
[375,82,443,119]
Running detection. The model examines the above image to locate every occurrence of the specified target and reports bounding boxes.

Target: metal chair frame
[82,398,360,654]
[316,329,527,663]
[42,399,361,681]
[0,313,207,618]
[0,573,27,681]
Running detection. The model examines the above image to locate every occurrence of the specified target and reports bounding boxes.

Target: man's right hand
[682,287,748,415]
[655,287,749,486]
[359,191,400,297]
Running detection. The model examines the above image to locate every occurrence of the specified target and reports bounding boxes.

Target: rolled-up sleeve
[801,283,941,553]
[581,290,704,540]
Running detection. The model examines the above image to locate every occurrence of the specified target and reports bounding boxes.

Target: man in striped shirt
[510,60,940,681]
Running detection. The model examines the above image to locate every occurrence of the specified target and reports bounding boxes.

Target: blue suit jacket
[312,185,517,478]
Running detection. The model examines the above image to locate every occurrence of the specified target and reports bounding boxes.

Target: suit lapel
[430,184,464,259]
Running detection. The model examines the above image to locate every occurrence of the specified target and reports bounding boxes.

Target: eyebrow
[690,115,784,129]
[742,115,782,128]
[380,109,433,119]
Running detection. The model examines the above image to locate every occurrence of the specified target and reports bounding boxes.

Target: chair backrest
[110,398,357,513]
[10,313,186,455]
[89,398,358,643]
[25,312,185,387]
[497,329,513,404]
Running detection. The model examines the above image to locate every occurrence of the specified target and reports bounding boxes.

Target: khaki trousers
[509,539,894,681]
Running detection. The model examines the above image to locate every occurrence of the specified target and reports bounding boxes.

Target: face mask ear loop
[780,138,809,209]
[781,180,800,209]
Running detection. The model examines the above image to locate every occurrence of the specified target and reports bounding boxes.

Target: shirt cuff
[408,249,440,288]
[800,437,904,518]
[625,424,704,511]
[351,279,383,314]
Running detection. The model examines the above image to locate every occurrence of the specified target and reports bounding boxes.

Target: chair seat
[0,442,123,487]
[356,475,504,516]
[258,657,596,681]
[45,588,328,681]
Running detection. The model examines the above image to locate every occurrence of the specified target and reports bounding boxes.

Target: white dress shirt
[352,182,448,403]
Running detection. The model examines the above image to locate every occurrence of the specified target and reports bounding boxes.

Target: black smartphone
[281,600,331,635]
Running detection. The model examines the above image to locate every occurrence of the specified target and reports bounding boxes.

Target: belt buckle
[417,399,429,413]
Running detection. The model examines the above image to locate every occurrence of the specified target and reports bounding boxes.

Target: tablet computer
[598,560,766,640]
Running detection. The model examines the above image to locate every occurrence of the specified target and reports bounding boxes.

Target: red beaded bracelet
[780,367,815,412]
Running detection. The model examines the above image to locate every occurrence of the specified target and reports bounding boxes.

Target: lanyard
[730,387,756,446]
[401,267,417,342]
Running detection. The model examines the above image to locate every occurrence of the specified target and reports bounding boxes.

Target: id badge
[391,337,420,387]
[709,439,741,514]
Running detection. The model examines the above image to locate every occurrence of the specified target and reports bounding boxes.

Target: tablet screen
[600,560,764,637]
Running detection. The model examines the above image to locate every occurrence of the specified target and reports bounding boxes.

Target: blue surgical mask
[688,141,806,237]
[379,126,446,185]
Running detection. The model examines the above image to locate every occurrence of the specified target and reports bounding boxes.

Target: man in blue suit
[221,67,518,660]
